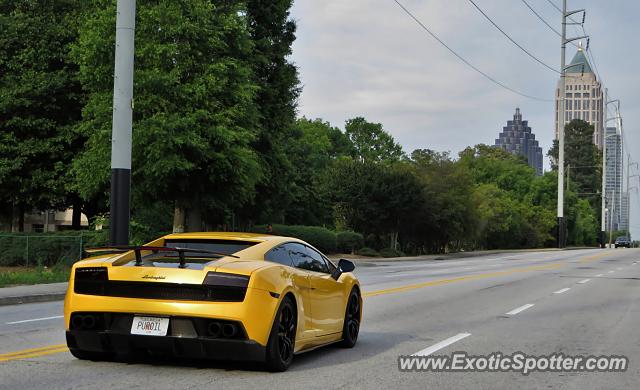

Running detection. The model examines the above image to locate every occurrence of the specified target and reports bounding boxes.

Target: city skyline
[290,0,640,238]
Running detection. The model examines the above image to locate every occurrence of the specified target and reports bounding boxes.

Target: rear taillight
[202,272,249,288]
[74,267,108,295]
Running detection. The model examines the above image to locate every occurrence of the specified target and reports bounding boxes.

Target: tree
[71,0,260,233]
[284,118,353,225]
[324,158,423,249]
[345,117,405,163]
[238,0,301,224]
[410,149,477,253]
[0,0,84,230]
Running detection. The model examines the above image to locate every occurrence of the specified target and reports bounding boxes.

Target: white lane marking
[608,270,615,274]
[554,288,571,294]
[596,274,604,277]
[5,315,63,325]
[578,279,591,284]
[505,304,534,316]
[412,333,472,356]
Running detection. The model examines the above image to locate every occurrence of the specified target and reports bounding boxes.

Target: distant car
[64,232,361,371]
[615,236,631,248]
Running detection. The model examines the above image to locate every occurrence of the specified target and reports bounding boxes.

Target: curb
[0,292,66,306]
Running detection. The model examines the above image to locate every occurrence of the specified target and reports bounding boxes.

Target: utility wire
[391,0,552,102]
[521,0,579,48]
[466,0,559,74]
[520,0,561,36]
[545,0,603,81]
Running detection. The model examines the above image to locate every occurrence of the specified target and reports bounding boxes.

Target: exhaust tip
[222,323,237,338]
[208,322,222,337]
[82,315,96,330]
[71,315,83,329]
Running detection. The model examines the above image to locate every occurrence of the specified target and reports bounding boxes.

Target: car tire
[69,348,112,361]
[339,288,361,348]
[265,295,296,372]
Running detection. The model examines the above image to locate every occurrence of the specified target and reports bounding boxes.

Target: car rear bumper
[66,329,266,362]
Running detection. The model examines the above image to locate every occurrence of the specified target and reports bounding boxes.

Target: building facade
[495,108,543,175]
[604,126,623,231]
[554,46,604,148]
[620,193,629,233]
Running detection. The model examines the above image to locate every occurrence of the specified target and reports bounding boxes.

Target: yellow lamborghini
[64,232,361,371]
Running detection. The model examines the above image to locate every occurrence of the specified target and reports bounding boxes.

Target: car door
[266,244,314,340]
[302,245,346,335]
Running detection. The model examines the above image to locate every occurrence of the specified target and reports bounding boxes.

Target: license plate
[131,316,169,336]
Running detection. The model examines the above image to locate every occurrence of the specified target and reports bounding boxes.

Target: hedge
[356,247,380,257]
[379,247,406,258]
[336,231,364,253]
[0,230,108,267]
[251,224,337,253]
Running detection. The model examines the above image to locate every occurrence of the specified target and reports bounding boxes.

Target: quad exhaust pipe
[71,314,98,330]
[207,321,238,338]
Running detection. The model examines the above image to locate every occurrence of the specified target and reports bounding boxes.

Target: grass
[0,265,70,288]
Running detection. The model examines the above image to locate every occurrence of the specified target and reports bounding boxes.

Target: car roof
[160,232,303,248]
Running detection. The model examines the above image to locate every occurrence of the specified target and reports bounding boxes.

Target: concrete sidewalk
[0,282,67,306]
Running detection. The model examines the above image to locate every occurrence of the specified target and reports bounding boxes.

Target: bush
[336,231,364,253]
[356,247,380,257]
[0,230,109,267]
[379,247,406,258]
[251,224,337,253]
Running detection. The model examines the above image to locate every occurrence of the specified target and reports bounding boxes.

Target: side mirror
[331,259,356,280]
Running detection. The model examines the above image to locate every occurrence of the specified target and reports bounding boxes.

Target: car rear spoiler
[84,245,239,268]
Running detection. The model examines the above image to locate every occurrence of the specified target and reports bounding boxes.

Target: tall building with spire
[555,45,604,148]
[495,108,543,176]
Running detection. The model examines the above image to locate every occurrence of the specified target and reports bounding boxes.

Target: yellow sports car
[64,232,361,371]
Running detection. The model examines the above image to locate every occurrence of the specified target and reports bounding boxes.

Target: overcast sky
[289,0,640,238]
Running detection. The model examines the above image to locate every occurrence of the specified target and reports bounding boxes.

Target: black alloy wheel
[265,296,297,371]
[340,289,361,348]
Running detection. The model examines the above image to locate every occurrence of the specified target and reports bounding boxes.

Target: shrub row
[0,230,108,267]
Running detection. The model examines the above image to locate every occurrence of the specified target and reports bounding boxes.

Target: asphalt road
[1,248,639,389]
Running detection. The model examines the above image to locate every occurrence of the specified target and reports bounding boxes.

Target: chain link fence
[0,232,108,268]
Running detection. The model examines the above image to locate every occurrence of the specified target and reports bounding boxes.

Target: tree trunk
[18,205,25,232]
[186,206,202,232]
[173,204,186,233]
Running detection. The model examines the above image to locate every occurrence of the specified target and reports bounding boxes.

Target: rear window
[163,239,257,257]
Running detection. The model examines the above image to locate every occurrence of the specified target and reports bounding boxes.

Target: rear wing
[84,245,239,269]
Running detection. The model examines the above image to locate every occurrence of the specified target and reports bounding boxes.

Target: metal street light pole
[109,0,136,245]
[557,0,587,248]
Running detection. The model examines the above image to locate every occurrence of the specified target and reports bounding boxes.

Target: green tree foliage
[71,0,260,228]
[325,158,424,250]
[283,118,353,225]
[0,0,83,228]
[344,117,405,163]
[409,149,477,253]
[239,0,301,224]
[458,145,555,249]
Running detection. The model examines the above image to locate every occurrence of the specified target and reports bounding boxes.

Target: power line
[520,0,561,36]
[466,0,559,74]
[545,0,603,81]
[391,0,552,102]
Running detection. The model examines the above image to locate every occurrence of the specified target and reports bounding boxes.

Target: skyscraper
[604,126,623,231]
[554,45,604,148]
[495,108,543,176]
